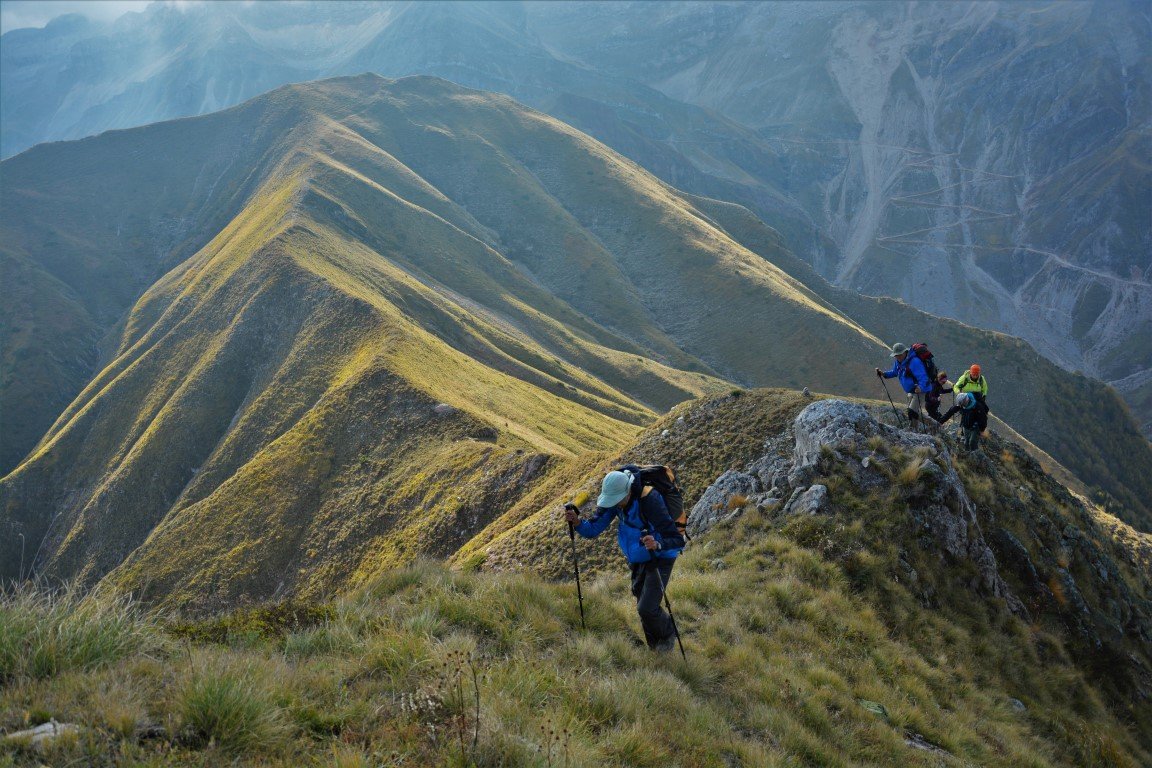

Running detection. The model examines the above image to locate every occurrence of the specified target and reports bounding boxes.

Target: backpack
[909,343,938,383]
[621,464,688,538]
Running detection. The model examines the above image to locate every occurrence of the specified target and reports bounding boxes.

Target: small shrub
[727,493,750,511]
[167,599,332,644]
[180,668,286,754]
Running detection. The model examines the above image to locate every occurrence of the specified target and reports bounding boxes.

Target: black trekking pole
[643,532,686,660]
[878,375,904,426]
[564,502,587,631]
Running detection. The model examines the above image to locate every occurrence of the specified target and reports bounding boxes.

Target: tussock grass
[2,522,1145,767]
[179,661,288,754]
[3,414,1148,766]
[0,584,158,683]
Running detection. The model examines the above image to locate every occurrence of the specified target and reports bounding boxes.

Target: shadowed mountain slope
[1,75,1150,610]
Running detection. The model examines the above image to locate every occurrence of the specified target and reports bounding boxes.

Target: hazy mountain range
[2,0,1149,434]
[1,75,1150,609]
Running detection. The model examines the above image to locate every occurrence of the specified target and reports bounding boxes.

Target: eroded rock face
[692,399,1025,615]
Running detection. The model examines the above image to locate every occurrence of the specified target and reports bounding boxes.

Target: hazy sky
[0,0,151,33]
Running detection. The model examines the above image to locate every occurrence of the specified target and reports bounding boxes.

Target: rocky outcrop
[692,399,1025,614]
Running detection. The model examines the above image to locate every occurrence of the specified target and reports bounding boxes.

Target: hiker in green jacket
[953,364,988,403]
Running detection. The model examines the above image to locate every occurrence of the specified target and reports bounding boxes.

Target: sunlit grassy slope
[1,74,1149,611]
[2,390,1148,767]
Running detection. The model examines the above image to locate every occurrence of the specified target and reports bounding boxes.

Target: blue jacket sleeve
[882,359,899,379]
[639,491,686,550]
[909,357,931,392]
[575,507,616,539]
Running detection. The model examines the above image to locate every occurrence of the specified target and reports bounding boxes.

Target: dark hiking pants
[630,559,675,648]
[963,427,981,450]
[926,394,944,423]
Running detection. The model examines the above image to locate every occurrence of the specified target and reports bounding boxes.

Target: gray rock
[688,469,759,536]
[1008,698,1027,713]
[785,484,829,516]
[4,720,81,747]
[792,399,879,472]
[432,403,457,415]
[904,732,950,755]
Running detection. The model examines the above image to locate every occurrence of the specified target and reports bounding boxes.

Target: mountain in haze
[1,1,1148,430]
[529,0,1152,425]
[1,75,1150,610]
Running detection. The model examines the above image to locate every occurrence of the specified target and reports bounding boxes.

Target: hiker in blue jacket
[876,342,933,425]
[564,468,685,651]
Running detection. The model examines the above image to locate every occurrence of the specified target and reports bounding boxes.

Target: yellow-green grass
[2,518,1145,767]
[4,390,1147,763]
[3,73,1150,621]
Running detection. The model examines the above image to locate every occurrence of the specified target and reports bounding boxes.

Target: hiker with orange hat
[953,364,988,403]
[944,364,990,450]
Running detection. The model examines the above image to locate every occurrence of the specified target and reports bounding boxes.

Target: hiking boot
[653,635,677,653]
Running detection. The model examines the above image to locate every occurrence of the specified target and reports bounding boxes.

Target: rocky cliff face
[691,400,1026,612]
[688,398,1151,659]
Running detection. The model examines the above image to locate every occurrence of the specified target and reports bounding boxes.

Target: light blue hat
[957,392,975,409]
[597,470,633,508]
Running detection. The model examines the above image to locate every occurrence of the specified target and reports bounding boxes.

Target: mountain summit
[1,75,1150,606]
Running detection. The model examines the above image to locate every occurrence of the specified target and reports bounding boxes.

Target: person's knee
[637,602,664,621]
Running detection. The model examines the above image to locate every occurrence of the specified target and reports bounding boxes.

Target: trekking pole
[878,376,904,426]
[642,532,686,660]
[564,496,588,631]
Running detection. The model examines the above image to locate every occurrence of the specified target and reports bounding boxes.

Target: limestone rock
[688,469,758,536]
[4,721,81,747]
[785,484,829,516]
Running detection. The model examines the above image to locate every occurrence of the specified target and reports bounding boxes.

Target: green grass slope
[0,164,719,611]
[0,74,893,606]
[2,391,1148,766]
[0,87,324,475]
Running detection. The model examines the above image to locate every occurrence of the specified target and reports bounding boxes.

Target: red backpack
[909,343,939,383]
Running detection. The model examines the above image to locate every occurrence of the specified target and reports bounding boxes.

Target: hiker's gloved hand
[875,368,883,378]
[563,504,580,524]
[640,535,660,551]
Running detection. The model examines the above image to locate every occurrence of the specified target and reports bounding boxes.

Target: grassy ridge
[2,74,1150,615]
[2,459,1147,765]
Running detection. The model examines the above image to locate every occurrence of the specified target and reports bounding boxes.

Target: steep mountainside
[1,76,1150,612]
[0,74,874,605]
[4,390,1147,766]
[2,1,1147,416]
[530,0,1152,403]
